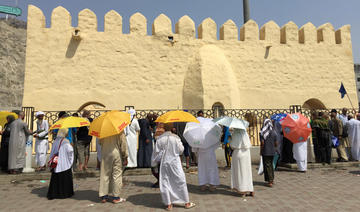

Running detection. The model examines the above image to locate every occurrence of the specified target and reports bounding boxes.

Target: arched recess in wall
[212,102,225,118]
[182,45,240,109]
[302,98,327,110]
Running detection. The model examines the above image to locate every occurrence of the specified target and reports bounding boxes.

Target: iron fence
[21,106,358,152]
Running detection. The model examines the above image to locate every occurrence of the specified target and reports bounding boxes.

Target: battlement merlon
[27,5,352,46]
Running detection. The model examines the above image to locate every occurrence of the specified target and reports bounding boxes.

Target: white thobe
[35,120,49,167]
[193,144,220,186]
[49,137,74,173]
[153,131,189,205]
[347,119,360,161]
[125,118,140,167]
[230,130,254,192]
[96,138,101,162]
[293,141,307,171]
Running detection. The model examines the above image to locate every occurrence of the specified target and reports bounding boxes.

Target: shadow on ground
[126,193,163,209]
[31,187,99,202]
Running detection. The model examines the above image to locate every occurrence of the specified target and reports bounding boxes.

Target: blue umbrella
[270,113,287,123]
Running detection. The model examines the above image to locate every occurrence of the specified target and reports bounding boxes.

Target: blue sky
[2,0,360,63]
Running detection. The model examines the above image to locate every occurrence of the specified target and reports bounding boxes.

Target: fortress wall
[23,5,356,110]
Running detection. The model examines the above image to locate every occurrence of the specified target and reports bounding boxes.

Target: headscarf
[128,109,136,120]
[125,109,136,136]
[260,119,273,140]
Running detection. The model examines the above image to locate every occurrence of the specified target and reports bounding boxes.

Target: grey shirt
[262,130,278,156]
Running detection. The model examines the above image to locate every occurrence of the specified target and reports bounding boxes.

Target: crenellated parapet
[27,4,352,46]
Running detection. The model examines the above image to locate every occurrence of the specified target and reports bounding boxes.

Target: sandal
[185,202,196,209]
[100,196,108,203]
[112,198,126,204]
[166,205,173,211]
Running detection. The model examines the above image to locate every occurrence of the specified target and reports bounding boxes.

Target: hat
[331,109,337,113]
[35,111,45,117]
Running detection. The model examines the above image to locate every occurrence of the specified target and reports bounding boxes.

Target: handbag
[48,138,64,170]
[331,135,339,148]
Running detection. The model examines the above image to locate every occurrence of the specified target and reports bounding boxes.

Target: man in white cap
[34,111,49,171]
[125,109,140,168]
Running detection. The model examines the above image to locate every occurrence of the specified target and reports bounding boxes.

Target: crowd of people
[0,108,360,210]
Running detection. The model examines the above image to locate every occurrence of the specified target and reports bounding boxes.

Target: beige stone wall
[23,5,356,111]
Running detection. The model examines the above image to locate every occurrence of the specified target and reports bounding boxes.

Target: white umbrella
[212,116,249,130]
[183,117,222,149]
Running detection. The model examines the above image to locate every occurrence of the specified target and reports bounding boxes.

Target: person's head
[311,111,318,120]
[128,109,136,119]
[318,112,324,118]
[58,111,67,119]
[6,115,15,124]
[146,113,152,121]
[82,110,90,118]
[57,128,68,138]
[197,110,204,117]
[330,109,337,118]
[18,111,25,120]
[157,122,165,128]
[35,111,45,120]
[342,108,348,115]
[152,114,158,122]
[72,112,79,117]
[356,113,360,121]
[322,113,330,120]
[164,123,174,132]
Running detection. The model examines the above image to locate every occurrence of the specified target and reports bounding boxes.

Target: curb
[0,167,198,183]
[279,161,360,169]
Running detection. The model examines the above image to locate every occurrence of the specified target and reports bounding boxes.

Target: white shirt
[49,137,74,173]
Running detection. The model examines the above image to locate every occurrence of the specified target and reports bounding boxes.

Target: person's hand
[33,134,38,138]
[123,158,128,166]
[145,139,150,144]
[222,144,225,149]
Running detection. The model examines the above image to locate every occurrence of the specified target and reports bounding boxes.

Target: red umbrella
[281,113,312,143]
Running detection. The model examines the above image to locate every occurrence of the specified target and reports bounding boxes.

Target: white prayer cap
[35,111,45,117]
[128,109,136,116]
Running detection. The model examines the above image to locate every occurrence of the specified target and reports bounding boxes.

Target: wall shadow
[65,39,81,58]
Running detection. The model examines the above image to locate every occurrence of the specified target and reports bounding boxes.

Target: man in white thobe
[293,141,308,172]
[347,115,360,161]
[230,129,254,196]
[34,111,49,171]
[152,123,195,210]
[125,109,140,167]
[8,111,32,174]
[193,114,220,191]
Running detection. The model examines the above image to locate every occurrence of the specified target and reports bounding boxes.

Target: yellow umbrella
[50,116,90,130]
[155,110,199,123]
[89,110,130,139]
[0,111,18,128]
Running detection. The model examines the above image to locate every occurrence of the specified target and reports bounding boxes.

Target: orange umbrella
[281,113,312,143]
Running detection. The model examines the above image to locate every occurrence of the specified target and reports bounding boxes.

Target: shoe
[152,182,159,188]
[112,198,126,204]
[100,195,108,203]
[185,202,196,209]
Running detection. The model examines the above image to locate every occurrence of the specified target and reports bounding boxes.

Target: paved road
[0,166,359,212]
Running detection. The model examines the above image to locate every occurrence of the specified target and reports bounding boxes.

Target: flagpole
[345,93,357,113]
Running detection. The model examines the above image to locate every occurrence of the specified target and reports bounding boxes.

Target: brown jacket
[329,117,343,138]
